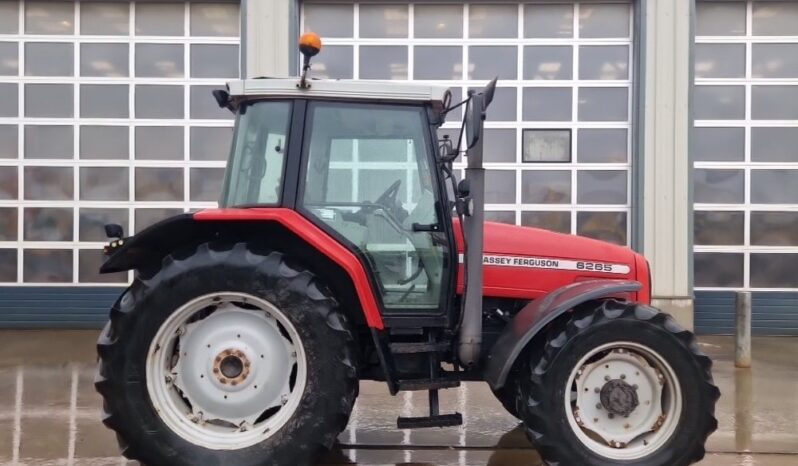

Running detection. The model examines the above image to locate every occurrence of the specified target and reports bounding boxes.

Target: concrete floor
[0,331,795,465]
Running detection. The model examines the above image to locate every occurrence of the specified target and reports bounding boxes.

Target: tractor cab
[216,79,456,315]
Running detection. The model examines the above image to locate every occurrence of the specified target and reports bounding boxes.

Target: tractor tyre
[517,299,719,466]
[95,242,358,466]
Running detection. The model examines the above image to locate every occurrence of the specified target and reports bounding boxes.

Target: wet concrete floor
[0,331,795,465]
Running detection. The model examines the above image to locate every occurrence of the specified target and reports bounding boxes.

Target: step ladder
[391,334,463,429]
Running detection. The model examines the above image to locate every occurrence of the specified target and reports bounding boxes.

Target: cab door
[299,101,453,315]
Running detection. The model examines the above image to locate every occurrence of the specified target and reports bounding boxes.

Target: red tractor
[96,34,719,466]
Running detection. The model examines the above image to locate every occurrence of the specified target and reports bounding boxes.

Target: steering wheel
[374,179,402,210]
[359,178,406,227]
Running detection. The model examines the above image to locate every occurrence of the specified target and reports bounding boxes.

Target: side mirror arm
[212,89,236,113]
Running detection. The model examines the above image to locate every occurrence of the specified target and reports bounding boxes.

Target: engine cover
[454,221,649,303]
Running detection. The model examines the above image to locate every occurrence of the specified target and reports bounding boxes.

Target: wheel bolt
[594,387,600,393]
[620,374,626,380]
[596,403,602,410]
[608,413,615,419]
[633,384,638,390]
[604,375,611,381]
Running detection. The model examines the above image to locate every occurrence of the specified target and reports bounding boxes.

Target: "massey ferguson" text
[478,254,631,275]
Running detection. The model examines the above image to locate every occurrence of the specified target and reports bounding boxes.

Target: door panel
[300,102,448,312]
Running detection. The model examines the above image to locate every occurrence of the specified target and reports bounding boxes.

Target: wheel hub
[215,350,250,384]
[600,379,639,417]
[572,347,665,449]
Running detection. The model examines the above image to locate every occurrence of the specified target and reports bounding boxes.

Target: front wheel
[518,300,719,466]
[491,380,521,420]
[96,243,358,466]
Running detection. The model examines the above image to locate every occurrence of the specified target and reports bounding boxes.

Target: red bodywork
[456,220,651,304]
[194,209,651,329]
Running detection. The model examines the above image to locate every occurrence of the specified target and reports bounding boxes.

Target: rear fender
[101,213,198,273]
[483,279,642,390]
[101,208,385,329]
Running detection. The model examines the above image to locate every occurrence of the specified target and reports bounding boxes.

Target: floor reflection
[0,331,796,465]
[321,426,541,466]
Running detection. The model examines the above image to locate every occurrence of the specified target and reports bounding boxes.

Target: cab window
[221,101,291,207]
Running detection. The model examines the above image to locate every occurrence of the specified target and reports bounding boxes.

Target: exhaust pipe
[458,90,488,368]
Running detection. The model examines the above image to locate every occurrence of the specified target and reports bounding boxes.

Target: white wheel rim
[146,292,307,450]
[565,341,682,460]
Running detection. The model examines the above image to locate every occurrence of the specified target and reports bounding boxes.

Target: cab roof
[226,78,450,104]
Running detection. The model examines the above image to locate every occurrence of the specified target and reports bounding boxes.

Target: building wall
[1,0,796,333]
[0,0,240,326]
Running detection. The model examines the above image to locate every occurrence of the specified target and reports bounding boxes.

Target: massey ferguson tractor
[95,34,719,466]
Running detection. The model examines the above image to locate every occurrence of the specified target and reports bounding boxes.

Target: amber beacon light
[298,32,322,89]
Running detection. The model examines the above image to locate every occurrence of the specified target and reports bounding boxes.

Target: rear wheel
[96,243,358,466]
[518,300,719,466]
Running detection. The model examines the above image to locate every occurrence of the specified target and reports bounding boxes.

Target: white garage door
[694,1,798,291]
[693,1,798,334]
[301,1,634,246]
[0,1,240,287]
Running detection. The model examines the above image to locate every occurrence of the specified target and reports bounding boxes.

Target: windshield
[220,101,291,207]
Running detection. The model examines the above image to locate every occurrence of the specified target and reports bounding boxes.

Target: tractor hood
[455,221,649,302]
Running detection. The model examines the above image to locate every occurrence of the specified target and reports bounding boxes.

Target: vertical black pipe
[458,92,485,368]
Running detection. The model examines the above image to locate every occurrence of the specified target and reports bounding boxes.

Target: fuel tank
[454,221,650,303]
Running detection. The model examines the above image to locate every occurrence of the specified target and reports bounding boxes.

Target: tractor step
[396,377,460,391]
[389,341,450,354]
[397,413,463,429]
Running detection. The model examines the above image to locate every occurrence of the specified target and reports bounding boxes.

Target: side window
[221,102,291,207]
[302,103,447,311]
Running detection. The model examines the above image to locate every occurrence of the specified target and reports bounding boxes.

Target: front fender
[483,279,642,390]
